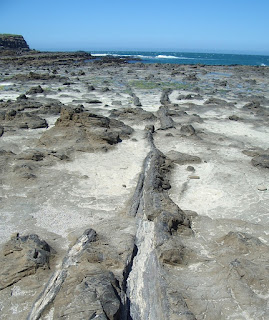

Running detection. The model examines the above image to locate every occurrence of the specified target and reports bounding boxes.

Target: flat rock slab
[167,150,202,165]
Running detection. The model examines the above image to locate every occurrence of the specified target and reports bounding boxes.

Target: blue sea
[90,51,269,66]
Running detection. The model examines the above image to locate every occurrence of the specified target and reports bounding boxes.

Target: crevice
[119,244,138,320]
[27,229,97,320]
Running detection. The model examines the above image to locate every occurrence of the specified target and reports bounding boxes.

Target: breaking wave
[156,55,178,59]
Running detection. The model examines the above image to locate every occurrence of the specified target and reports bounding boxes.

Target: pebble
[257,186,267,191]
[187,166,195,172]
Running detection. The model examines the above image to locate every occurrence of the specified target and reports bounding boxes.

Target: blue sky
[1,0,269,54]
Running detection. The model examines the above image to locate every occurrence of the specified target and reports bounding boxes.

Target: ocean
[90,51,269,66]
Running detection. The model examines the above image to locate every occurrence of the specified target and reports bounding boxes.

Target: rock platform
[0,50,269,319]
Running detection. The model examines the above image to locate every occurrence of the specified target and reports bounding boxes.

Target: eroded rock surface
[0,52,268,319]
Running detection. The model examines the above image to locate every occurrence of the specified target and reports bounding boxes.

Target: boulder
[0,233,53,290]
[180,124,196,136]
[133,96,142,106]
[26,85,44,95]
[160,88,172,105]
[157,106,175,130]
[251,155,269,168]
[229,115,240,121]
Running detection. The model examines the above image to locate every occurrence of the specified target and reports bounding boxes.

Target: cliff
[0,34,29,50]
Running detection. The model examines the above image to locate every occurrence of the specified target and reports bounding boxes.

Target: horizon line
[32,46,269,57]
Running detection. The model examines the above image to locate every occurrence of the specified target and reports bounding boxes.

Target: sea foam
[156,55,178,59]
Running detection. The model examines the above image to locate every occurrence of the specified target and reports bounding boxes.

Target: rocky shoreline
[0,42,269,319]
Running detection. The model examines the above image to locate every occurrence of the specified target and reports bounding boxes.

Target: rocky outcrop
[0,34,29,50]
[0,51,269,320]
[157,106,175,130]
[0,233,52,290]
[38,107,134,152]
[0,108,48,130]
[110,107,156,122]
[127,128,194,319]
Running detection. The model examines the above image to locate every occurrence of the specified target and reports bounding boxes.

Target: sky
[1,0,269,54]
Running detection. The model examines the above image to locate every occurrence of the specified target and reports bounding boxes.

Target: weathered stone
[38,107,133,152]
[167,150,201,165]
[26,85,44,95]
[0,234,52,290]
[180,124,196,136]
[110,107,156,122]
[251,155,269,168]
[157,106,175,130]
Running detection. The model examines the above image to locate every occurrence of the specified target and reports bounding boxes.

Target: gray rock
[16,93,28,100]
[133,96,142,107]
[220,232,264,254]
[243,100,261,109]
[0,233,52,290]
[229,115,240,121]
[167,150,201,165]
[183,73,199,81]
[38,107,133,152]
[110,107,156,122]
[16,149,45,161]
[87,99,102,104]
[157,106,175,130]
[160,88,172,105]
[26,85,44,95]
[180,124,196,136]
[204,97,228,105]
[112,100,122,106]
[251,155,269,168]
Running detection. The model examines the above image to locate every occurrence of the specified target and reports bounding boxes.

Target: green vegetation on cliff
[0,34,22,38]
